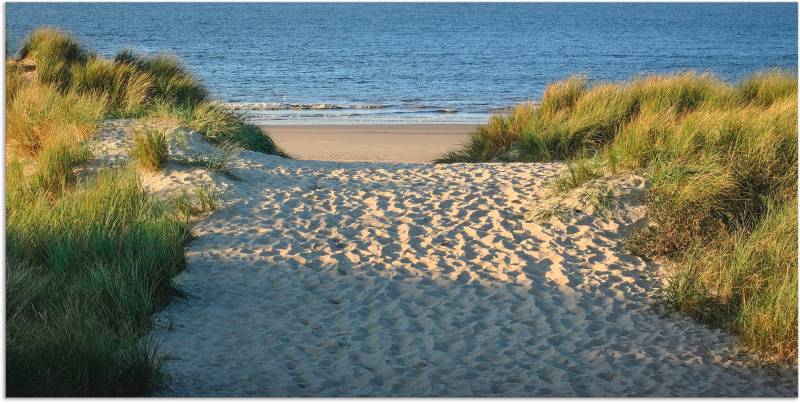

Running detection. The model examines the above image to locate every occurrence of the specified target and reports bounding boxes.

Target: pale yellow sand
[262,124,476,163]
[89,121,796,397]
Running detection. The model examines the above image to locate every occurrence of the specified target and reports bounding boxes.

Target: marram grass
[441,70,798,364]
[12,27,285,155]
[3,27,283,396]
[6,77,104,156]
[6,168,190,396]
[551,158,603,193]
[187,101,289,156]
[131,126,169,172]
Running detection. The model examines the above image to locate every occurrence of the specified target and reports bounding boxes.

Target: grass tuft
[28,134,91,195]
[131,127,169,172]
[186,102,289,156]
[173,185,221,221]
[6,76,105,156]
[18,27,88,90]
[113,50,208,107]
[172,139,242,180]
[70,56,153,116]
[551,159,603,193]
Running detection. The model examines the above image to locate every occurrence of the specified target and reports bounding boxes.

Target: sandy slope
[91,121,796,397]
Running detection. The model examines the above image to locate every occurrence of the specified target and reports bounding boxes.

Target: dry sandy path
[72,120,797,396]
[127,127,797,397]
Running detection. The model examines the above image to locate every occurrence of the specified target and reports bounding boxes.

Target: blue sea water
[6,3,797,124]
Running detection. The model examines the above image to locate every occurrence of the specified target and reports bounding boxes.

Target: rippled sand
[91,121,796,397]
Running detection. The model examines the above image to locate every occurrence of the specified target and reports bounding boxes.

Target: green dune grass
[11,27,286,155]
[440,71,798,364]
[131,126,169,172]
[5,28,286,396]
[7,168,190,396]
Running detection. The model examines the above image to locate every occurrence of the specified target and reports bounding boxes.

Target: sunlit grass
[131,127,169,172]
[13,27,284,155]
[6,77,104,156]
[441,70,798,364]
[551,158,603,193]
[187,102,289,156]
[4,27,290,396]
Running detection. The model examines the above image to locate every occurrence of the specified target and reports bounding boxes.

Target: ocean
[6,2,797,124]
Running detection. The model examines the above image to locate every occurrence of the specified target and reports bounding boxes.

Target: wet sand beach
[262,124,476,163]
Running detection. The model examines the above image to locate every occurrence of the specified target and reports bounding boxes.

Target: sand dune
[91,121,796,397]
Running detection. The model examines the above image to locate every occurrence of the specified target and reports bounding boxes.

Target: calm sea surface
[6,3,797,124]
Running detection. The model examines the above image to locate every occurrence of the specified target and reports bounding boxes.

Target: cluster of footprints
[129,131,797,397]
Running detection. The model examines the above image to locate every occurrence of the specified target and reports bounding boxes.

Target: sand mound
[91,120,796,397]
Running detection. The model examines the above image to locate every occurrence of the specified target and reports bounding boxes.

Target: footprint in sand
[111,130,797,397]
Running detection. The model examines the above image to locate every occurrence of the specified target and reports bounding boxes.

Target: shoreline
[261,124,477,163]
[9,19,797,397]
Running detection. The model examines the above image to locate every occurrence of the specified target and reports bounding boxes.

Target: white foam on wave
[221,102,387,111]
